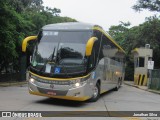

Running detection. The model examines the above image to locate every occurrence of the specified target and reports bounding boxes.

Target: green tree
[109,21,130,48]
[133,0,160,68]
[133,16,160,68]
[0,1,25,72]
[133,0,160,12]
[0,0,77,73]
[109,16,160,80]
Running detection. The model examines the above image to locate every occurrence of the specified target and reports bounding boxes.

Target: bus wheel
[114,79,120,91]
[89,83,100,102]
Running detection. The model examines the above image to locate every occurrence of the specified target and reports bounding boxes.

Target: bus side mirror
[22,36,37,52]
[85,37,98,56]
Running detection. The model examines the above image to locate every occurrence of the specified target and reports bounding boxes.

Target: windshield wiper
[51,47,56,62]
[39,46,56,72]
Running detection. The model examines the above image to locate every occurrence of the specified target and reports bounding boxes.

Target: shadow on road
[100,89,115,98]
[35,98,87,107]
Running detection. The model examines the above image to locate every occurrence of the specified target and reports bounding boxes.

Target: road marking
[127,118,143,120]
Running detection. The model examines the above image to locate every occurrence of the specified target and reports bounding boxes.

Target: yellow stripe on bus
[29,71,91,81]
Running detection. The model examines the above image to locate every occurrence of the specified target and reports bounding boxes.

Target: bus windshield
[31,30,92,76]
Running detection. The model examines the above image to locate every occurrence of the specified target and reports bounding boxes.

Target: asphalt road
[0,84,160,120]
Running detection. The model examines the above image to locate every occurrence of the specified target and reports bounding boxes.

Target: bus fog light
[75,82,80,87]
[29,78,35,83]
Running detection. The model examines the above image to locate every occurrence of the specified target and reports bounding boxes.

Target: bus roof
[42,22,96,31]
[42,22,125,53]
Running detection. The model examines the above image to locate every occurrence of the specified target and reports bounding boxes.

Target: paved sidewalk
[124,81,160,95]
[0,81,27,87]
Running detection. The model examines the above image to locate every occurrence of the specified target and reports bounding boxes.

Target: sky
[43,0,157,30]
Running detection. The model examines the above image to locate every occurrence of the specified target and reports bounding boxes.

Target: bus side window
[92,30,102,62]
[89,46,96,69]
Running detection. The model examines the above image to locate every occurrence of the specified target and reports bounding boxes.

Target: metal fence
[0,54,27,82]
[0,72,21,82]
[149,69,160,90]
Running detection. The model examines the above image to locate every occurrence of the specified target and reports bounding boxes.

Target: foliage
[109,21,130,50]
[109,16,160,80]
[133,0,160,12]
[0,0,76,73]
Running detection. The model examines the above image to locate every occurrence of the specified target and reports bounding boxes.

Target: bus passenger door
[104,57,115,90]
[98,58,106,92]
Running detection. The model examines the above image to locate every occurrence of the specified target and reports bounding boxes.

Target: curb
[124,81,160,95]
[147,89,160,95]
[0,81,27,87]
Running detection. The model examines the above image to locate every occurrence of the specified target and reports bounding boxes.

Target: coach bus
[22,22,125,102]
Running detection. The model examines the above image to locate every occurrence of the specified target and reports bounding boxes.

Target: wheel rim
[93,86,98,98]
[117,81,120,88]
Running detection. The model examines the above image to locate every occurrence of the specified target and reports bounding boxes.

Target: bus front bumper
[29,90,90,101]
[28,78,94,101]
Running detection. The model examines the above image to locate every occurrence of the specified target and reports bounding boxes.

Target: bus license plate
[47,91,56,95]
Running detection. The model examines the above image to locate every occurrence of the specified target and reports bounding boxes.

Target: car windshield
[31,30,92,75]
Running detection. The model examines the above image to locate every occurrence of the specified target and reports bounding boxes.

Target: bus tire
[119,77,122,86]
[89,82,100,102]
[114,79,120,91]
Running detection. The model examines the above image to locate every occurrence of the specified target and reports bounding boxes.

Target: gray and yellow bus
[22,22,125,102]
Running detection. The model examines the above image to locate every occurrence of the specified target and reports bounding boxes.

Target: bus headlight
[29,78,35,83]
[75,82,80,87]
[70,78,88,88]
[74,79,81,88]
